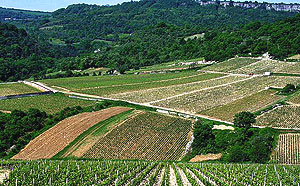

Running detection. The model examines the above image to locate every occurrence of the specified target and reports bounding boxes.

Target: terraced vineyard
[2,160,300,185]
[110,75,248,103]
[230,60,293,75]
[256,106,300,129]
[153,76,300,114]
[79,73,224,96]
[0,82,41,96]
[0,94,98,114]
[200,89,282,122]
[274,133,300,164]
[201,57,260,72]
[40,71,219,92]
[13,107,131,160]
[83,112,192,161]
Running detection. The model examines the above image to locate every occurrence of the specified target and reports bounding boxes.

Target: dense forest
[0,0,299,82]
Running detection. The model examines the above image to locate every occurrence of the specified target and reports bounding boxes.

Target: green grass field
[40,71,222,93]
[0,83,41,97]
[0,94,98,114]
[78,73,224,96]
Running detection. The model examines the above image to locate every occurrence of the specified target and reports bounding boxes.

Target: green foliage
[191,119,278,163]
[233,111,256,129]
[192,120,215,154]
[1,1,299,82]
[279,84,296,95]
[0,100,114,159]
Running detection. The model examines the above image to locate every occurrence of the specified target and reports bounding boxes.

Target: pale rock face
[197,0,300,13]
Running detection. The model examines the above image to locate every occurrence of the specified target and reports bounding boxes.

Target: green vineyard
[1,160,300,185]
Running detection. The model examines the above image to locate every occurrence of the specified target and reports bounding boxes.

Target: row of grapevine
[153,76,300,114]
[1,160,300,186]
[257,106,300,129]
[83,112,192,161]
[274,133,300,164]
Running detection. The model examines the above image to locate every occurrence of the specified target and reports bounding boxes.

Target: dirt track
[12,107,131,160]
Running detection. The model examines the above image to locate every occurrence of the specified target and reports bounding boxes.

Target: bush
[192,121,215,154]
[233,111,256,129]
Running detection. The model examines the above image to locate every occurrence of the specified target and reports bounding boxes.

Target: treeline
[190,112,278,163]
[37,0,294,43]
[1,1,300,82]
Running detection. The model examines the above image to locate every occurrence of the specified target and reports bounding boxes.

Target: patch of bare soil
[212,125,235,130]
[12,107,131,160]
[190,153,222,162]
[64,110,142,158]
[0,169,10,184]
[169,166,178,186]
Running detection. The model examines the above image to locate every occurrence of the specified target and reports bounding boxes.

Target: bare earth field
[12,107,131,160]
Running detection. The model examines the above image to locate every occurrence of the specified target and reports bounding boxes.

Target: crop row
[274,133,300,164]
[80,72,223,96]
[83,112,192,161]
[110,75,248,103]
[0,94,97,114]
[200,89,281,122]
[256,105,300,129]
[0,83,41,97]
[153,76,300,114]
[201,57,260,72]
[230,60,293,75]
[2,160,300,185]
[40,71,207,91]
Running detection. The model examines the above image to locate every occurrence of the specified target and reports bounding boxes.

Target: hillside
[34,0,295,43]
[0,0,299,82]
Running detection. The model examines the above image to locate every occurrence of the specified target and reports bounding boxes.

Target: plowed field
[12,107,131,160]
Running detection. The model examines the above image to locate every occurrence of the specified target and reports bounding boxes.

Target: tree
[233,111,256,129]
[280,84,296,94]
[192,121,215,154]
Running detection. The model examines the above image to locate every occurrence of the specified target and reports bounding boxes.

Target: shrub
[233,111,256,129]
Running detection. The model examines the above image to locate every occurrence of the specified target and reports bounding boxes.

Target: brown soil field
[190,153,222,162]
[12,107,131,160]
[62,110,142,158]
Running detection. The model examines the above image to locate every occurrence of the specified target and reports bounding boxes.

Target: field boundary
[35,81,300,130]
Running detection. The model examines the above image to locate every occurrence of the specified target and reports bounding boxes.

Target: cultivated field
[40,71,208,91]
[58,110,138,158]
[0,94,97,114]
[2,160,300,185]
[274,133,300,164]
[110,75,247,103]
[0,83,41,96]
[83,112,192,161]
[256,105,300,129]
[289,92,300,104]
[152,76,300,114]
[201,57,260,72]
[12,107,131,160]
[79,73,224,96]
[230,60,293,75]
[200,89,282,122]
[127,57,205,73]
